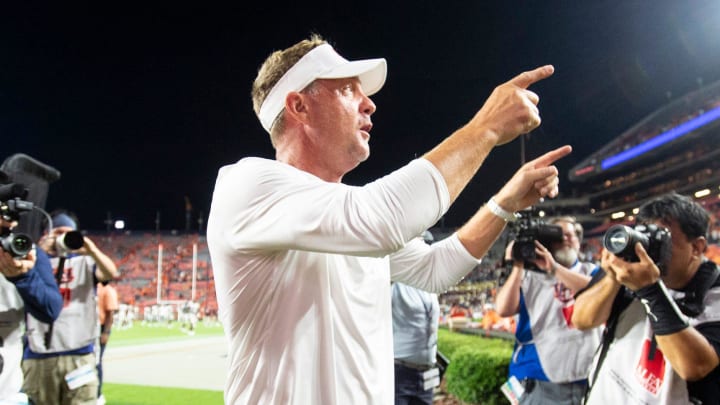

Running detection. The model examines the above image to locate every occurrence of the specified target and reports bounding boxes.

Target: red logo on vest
[554,282,575,327]
[635,338,665,395]
[56,266,75,308]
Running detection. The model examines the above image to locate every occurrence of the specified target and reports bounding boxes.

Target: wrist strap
[635,281,689,335]
[487,197,519,222]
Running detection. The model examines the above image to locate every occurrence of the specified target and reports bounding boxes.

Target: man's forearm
[90,248,118,280]
[424,125,498,203]
[657,327,720,381]
[553,264,591,293]
[456,204,508,258]
[572,274,620,329]
[495,265,523,317]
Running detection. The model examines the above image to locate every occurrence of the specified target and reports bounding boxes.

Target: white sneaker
[97,394,106,405]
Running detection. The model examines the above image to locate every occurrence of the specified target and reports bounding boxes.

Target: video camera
[0,154,61,259]
[602,223,672,273]
[508,208,564,268]
[0,182,35,258]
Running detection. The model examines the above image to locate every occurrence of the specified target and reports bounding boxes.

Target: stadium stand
[90,232,218,323]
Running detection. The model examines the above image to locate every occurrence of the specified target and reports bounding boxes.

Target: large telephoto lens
[56,230,84,251]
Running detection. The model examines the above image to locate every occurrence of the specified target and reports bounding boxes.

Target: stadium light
[611,211,626,219]
[538,210,546,217]
[632,208,639,214]
[694,189,711,198]
[114,220,125,230]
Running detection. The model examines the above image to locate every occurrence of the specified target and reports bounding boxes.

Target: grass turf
[109,321,225,347]
[103,383,224,405]
[102,322,226,404]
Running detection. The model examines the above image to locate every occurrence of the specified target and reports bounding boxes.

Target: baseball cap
[258,43,387,133]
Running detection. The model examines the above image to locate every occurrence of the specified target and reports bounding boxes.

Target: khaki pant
[22,353,98,405]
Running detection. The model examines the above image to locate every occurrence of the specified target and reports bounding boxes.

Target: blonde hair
[550,216,583,241]
[251,34,327,146]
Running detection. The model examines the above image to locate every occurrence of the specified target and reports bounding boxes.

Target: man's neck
[666,257,704,290]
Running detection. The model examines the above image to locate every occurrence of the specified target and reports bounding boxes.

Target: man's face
[552,220,580,267]
[652,219,697,283]
[45,225,75,254]
[51,226,75,238]
[302,77,376,175]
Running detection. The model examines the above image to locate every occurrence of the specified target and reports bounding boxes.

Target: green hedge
[438,328,514,404]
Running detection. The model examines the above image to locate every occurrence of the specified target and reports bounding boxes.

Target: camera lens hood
[56,230,84,251]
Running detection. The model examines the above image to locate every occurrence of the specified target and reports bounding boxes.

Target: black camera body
[602,224,672,273]
[509,209,564,266]
[0,183,35,259]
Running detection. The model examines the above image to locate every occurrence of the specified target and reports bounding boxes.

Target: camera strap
[674,261,720,318]
[54,256,66,286]
[586,275,634,401]
[587,261,720,401]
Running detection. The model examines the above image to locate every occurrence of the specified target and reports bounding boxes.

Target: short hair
[549,215,583,241]
[636,192,709,240]
[251,34,328,145]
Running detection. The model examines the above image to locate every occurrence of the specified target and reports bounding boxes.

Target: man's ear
[693,235,708,256]
[284,91,308,125]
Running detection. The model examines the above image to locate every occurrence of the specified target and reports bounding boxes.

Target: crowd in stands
[91,232,218,323]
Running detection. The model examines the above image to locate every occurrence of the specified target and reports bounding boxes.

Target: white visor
[258,43,387,133]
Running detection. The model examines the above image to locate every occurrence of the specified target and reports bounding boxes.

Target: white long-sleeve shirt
[207,157,479,404]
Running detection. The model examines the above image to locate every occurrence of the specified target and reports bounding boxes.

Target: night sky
[2,2,719,231]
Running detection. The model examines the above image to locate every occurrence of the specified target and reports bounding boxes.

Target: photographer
[1,176,63,403]
[573,192,720,404]
[22,210,118,405]
[495,216,600,404]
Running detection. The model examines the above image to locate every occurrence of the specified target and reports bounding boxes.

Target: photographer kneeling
[495,216,600,404]
[573,192,720,404]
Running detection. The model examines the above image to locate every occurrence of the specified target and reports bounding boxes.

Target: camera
[55,230,84,256]
[0,183,35,259]
[602,224,672,271]
[509,209,564,264]
[0,230,33,259]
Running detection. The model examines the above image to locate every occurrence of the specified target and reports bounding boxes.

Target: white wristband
[487,197,519,222]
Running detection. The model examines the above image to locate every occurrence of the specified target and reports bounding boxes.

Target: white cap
[258,43,387,133]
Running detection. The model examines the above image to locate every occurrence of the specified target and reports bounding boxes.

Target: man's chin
[356,145,370,162]
[554,248,578,267]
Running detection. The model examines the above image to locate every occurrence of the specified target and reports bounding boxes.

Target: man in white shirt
[208,34,571,404]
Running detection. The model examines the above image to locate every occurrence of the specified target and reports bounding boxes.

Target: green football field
[103,322,225,405]
[103,383,224,405]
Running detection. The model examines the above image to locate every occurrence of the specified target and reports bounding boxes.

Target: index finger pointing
[509,65,555,89]
[529,145,572,168]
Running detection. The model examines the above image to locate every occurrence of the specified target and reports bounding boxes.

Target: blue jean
[394,363,434,405]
